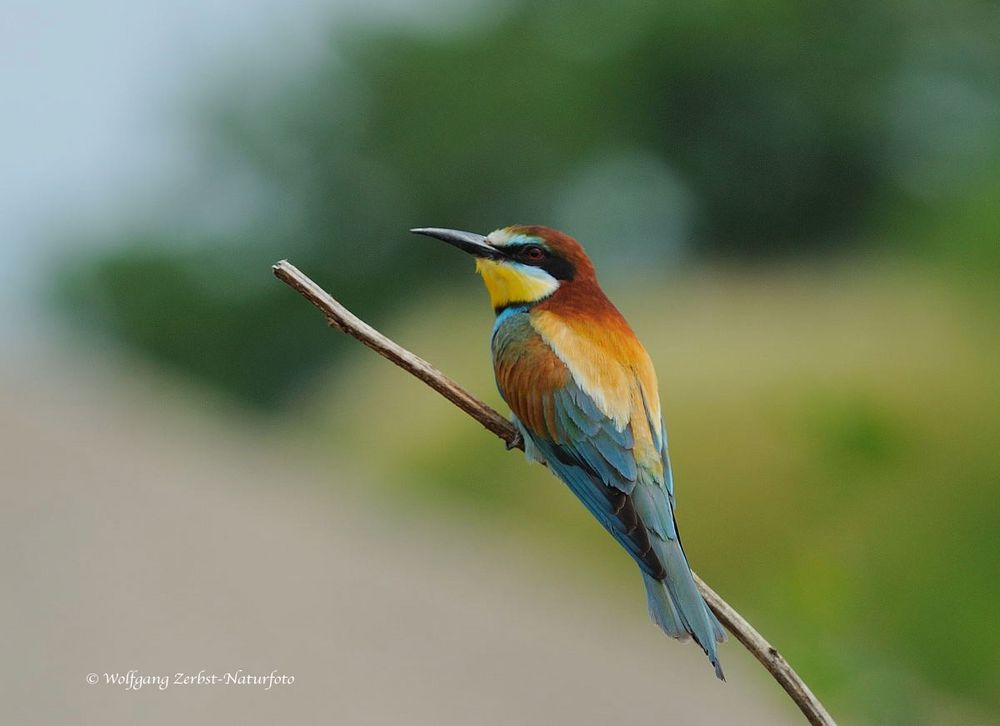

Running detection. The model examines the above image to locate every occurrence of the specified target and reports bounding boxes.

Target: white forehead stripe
[486,229,542,249]
[486,228,513,246]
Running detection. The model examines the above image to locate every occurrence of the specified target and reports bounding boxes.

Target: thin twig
[273,259,836,726]
[692,573,835,725]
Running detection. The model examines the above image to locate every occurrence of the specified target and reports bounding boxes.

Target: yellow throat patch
[475,258,559,309]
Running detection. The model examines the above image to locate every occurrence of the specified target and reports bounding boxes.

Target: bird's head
[412,225,595,312]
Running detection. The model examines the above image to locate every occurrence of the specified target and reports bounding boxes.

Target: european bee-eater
[412,225,726,679]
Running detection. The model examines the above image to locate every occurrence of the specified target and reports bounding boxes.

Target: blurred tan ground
[0,347,796,725]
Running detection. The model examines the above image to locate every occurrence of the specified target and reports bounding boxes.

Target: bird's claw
[505,432,523,450]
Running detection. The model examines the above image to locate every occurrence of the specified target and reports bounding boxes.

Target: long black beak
[410,227,506,260]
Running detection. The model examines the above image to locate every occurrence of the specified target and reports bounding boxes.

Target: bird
[411,224,726,680]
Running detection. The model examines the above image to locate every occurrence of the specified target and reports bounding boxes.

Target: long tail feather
[642,571,689,641]
[645,538,726,681]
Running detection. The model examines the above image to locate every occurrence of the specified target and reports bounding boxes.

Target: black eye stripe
[540,256,575,281]
[507,243,545,258]
[504,243,575,281]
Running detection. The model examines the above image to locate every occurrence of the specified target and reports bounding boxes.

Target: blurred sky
[1,0,320,316]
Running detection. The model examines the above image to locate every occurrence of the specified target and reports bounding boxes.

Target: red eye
[523,245,545,261]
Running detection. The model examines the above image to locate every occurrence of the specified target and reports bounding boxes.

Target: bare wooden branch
[692,573,835,725]
[273,258,836,726]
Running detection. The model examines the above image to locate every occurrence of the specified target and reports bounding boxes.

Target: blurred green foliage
[56,0,999,406]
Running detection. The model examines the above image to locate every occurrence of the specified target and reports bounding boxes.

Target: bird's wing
[492,311,671,577]
[497,309,726,662]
